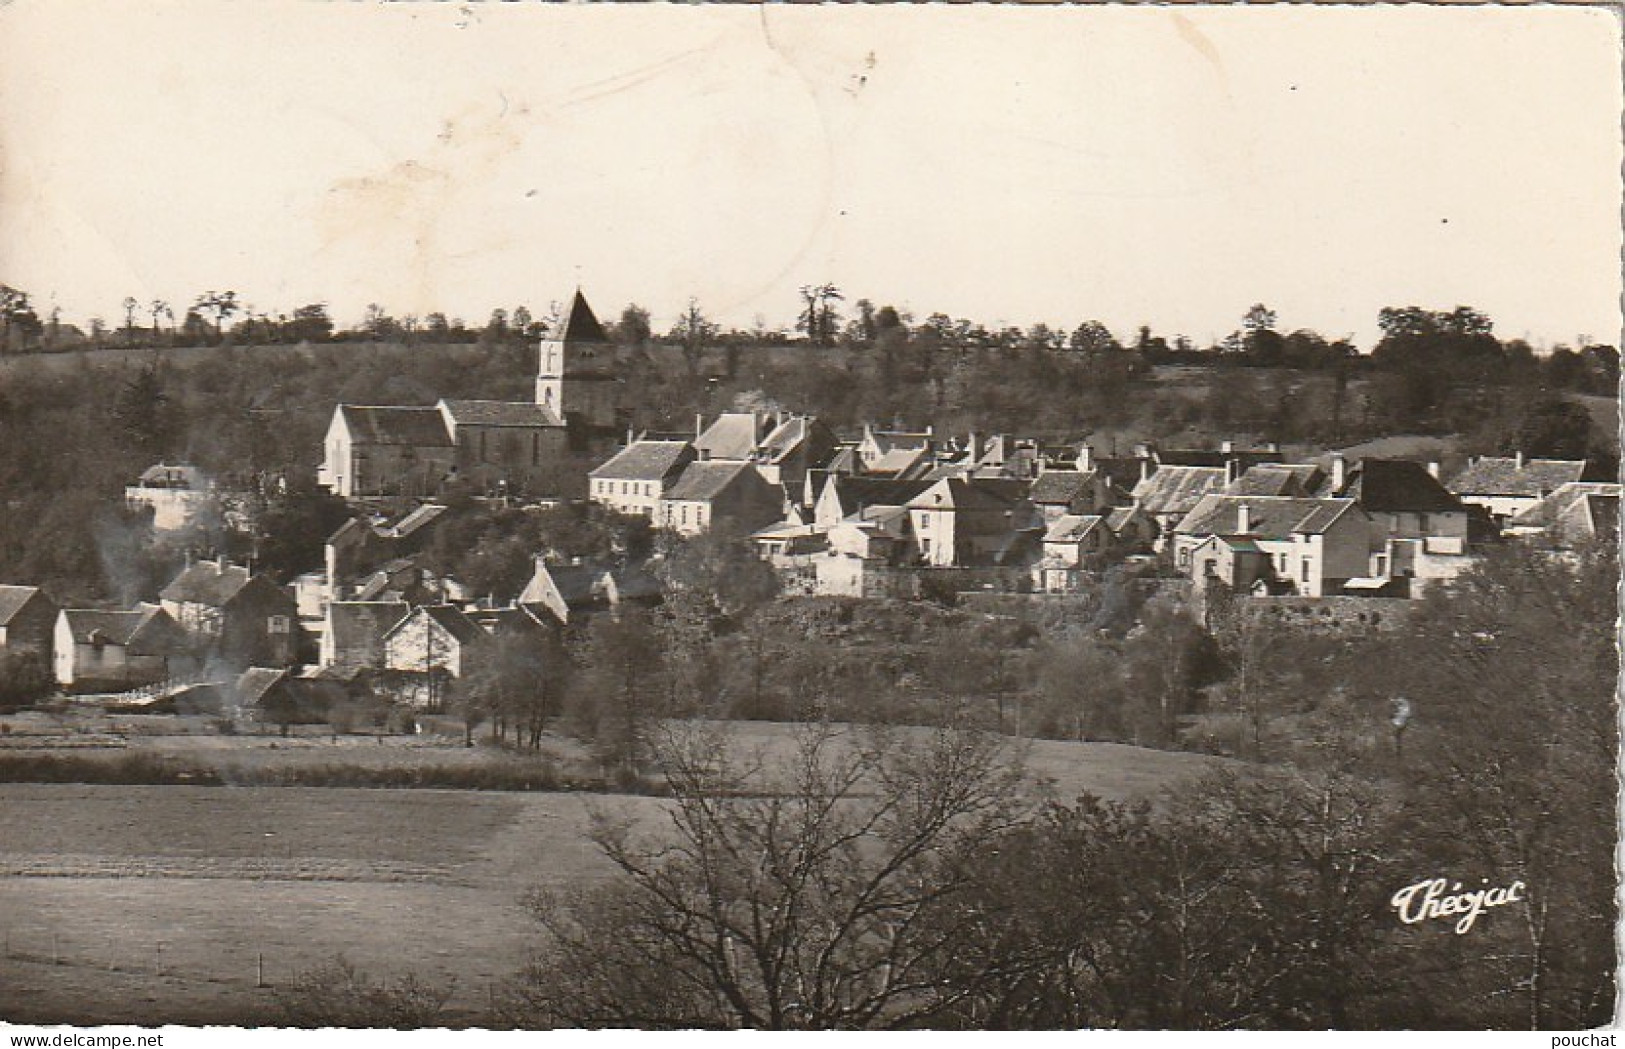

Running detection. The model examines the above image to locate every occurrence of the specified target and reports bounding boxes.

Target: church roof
[555,290,608,343]
[339,406,453,447]
[440,399,563,428]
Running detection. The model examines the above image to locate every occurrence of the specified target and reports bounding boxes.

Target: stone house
[320,600,410,670]
[1448,452,1589,524]
[54,605,195,692]
[1172,496,1370,598]
[658,462,784,537]
[1321,456,1473,588]
[0,585,58,658]
[589,440,697,519]
[159,559,300,667]
[125,463,218,533]
[905,477,1040,568]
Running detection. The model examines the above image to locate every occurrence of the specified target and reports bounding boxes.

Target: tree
[503,722,1031,1029]
[1068,320,1120,355]
[616,304,652,348]
[288,303,333,343]
[460,626,558,749]
[121,296,140,341]
[275,955,453,1028]
[566,609,665,778]
[148,299,171,341]
[669,298,719,378]
[0,285,42,353]
[797,284,844,347]
[194,291,240,342]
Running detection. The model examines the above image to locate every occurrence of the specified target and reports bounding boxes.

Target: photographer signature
[1390,877,1526,935]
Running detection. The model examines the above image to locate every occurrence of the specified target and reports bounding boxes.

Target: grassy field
[0,722,1222,1026]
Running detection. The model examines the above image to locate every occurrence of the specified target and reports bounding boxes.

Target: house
[1104,505,1158,551]
[1447,452,1589,524]
[1171,496,1370,598]
[1505,481,1622,547]
[54,605,195,692]
[750,415,840,486]
[381,604,485,708]
[693,412,772,462]
[319,289,619,498]
[320,600,409,670]
[1224,463,1325,499]
[159,559,300,667]
[589,440,697,518]
[905,477,1039,567]
[518,557,662,624]
[326,503,449,599]
[811,475,935,529]
[0,585,58,658]
[1033,514,1109,593]
[236,667,348,733]
[1132,465,1228,542]
[125,463,218,533]
[658,461,784,537]
[1321,455,1472,589]
[1028,467,1118,523]
[856,425,935,479]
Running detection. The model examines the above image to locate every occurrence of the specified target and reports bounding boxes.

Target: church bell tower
[536,289,619,439]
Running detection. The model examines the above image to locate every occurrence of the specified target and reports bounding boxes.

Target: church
[317,290,621,499]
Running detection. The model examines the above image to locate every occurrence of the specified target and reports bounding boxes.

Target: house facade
[1172,496,1370,599]
[159,560,300,667]
[0,585,58,658]
[658,462,783,537]
[589,440,697,518]
[54,605,195,691]
[1447,453,1588,524]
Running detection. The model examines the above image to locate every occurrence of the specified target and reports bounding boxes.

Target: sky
[1,1,1620,349]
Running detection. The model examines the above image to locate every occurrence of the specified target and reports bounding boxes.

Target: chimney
[1426,461,1440,479]
[1264,441,1279,454]
[1237,503,1251,534]
[1331,453,1347,493]
[1515,450,1525,470]
[1220,439,1234,454]
[695,414,704,439]
[1226,458,1241,485]
[1078,444,1094,472]
[1139,458,1152,485]
[967,431,978,461]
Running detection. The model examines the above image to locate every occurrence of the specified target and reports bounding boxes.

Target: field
[0,722,1223,1026]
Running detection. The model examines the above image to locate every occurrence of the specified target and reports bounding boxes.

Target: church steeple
[536,289,618,436]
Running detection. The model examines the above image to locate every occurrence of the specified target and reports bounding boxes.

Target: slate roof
[756,416,824,461]
[1226,464,1323,498]
[1105,507,1142,534]
[1449,456,1587,497]
[1573,494,1620,539]
[825,476,935,511]
[1133,465,1227,516]
[1508,482,1623,528]
[1156,448,1284,469]
[235,667,286,707]
[1174,495,1359,539]
[695,414,767,461]
[339,406,453,447]
[61,605,190,655]
[1029,470,1096,505]
[664,461,754,503]
[440,399,562,428]
[556,289,609,343]
[907,477,1027,513]
[1332,459,1464,514]
[159,560,253,607]
[590,440,695,481]
[1044,514,1105,543]
[0,586,43,626]
[387,604,484,646]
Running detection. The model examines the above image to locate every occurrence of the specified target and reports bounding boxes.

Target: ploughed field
[0,724,1222,1026]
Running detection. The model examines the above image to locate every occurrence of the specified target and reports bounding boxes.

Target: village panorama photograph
[0,0,1618,1036]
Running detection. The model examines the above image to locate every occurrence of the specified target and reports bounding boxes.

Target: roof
[235,667,287,706]
[863,428,932,454]
[326,601,409,659]
[135,463,206,490]
[663,461,754,503]
[555,289,608,343]
[590,440,695,481]
[1226,464,1323,498]
[159,560,253,607]
[379,503,447,540]
[1333,459,1464,514]
[1029,470,1096,505]
[1105,506,1143,534]
[1174,495,1359,539]
[756,416,836,463]
[824,475,935,511]
[695,413,767,461]
[385,604,484,646]
[1449,456,1587,498]
[1156,448,1285,469]
[339,405,453,447]
[907,477,1027,513]
[1133,465,1227,516]
[61,605,190,655]
[526,562,603,606]
[1508,482,1623,528]
[0,585,44,626]
[1044,514,1105,543]
[440,399,562,429]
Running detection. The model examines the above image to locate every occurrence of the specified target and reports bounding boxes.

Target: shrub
[275,955,453,1028]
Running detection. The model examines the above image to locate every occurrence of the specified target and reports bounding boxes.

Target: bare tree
[503,722,1032,1029]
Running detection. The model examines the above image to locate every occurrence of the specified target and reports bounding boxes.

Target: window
[920,514,930,530]
[532,433,540,466]
[622,482,630,496]
[1374,555,1387,576]
[1178,548,1190,568]
[267,615,290,635]
[681,506,689,525]
[1418,513,1430,533]
[1301,559,1310,582]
